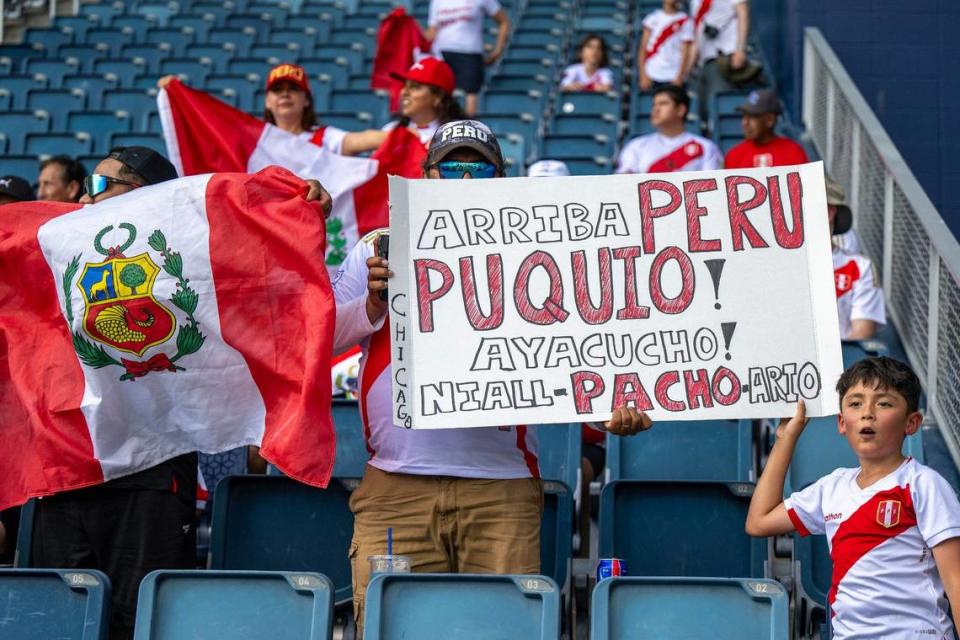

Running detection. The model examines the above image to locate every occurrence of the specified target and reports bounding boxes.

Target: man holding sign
[333,120,651,632]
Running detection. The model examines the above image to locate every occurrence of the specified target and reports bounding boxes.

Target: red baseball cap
[266,63,311,95]
[390,57,456,95]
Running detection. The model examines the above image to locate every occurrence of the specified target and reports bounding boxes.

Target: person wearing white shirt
[689,0,751,123]
[560,34,615,93]
[616,85,722,174]
[638,0,695,90]
[426,0,511,116]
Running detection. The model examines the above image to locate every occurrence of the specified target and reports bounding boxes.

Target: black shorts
[441,50,485,93]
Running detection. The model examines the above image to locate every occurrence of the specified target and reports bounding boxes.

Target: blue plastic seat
[330,398,369,478]
[23,27,73,56]
[190,2,234,27]
[483,113,540,143]
[271,27,326,57]
[606,419,754,482]
[226,13,274,34]
[518,15,567,30]
[112,16,153,41]
[228,56,274,77]
[537,424,580,589]
[158,57,212,85]
[0,74,47,109]
[145,27,195,57]
[58,44,108,73]
[329,28,375,52]
[0,111,52,154]
[329,89,390,125]
[0,44,42,73]
[556,91,620,116]
[133,570,333,640]
[25,132,93,158]
[208,27,257,57]
[540,134,614,160]
[0,155,40,179]
[136,2,177,27]
[68,111,133,153]
[25,58,79,86]
[250,44,302,64]
[316,111,375,131]
[85,27,133,57]
[122,44,170,75]
[591,577,788,640]
[507,44,561,60]
[599,480,766,578]
[498,58,556,78]
[186,43,241,74]
[364,574,561,640]
[82,2,122,23]
[481,90,546,116]
[579,15,624,32]
[102,89,159,129]
[488,73,550,92]
[510,28,565,48]
[343,14,381,30]
[552,156,613,175]
[250,2,292,26]
[26,89,87,129]
[499,133,528,176]
[209,475,356,604]
[110,132,166,155]
[54,15,97,42]
[0,90,9,112]
[93,58,146,87]
[206,74,261,112]
[168,14,215,39]
[551,113,618,138]
[0,569,110,640]
[313,45,365,74]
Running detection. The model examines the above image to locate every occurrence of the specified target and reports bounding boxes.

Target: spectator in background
[385,57,465,146]
[561,34,614,93]
[425,0,511,116]
[0,176,35,205]
[616,85,722,174]
[637,0,695,91]
[724,89,808,168]
[690,0,756,122]
[335,120,651,636]
[527,159,571,177]
[38,155,87,203]
[158,64,388,156]
[827,175,884,340]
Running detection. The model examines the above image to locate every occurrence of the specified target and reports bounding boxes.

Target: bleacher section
[0,0,759,179]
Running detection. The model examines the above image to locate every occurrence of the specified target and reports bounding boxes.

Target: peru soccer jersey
[616,131,723,174]
[331,231,540,479]
[301,125,348,154]
[784,458,960,639]
[833,246,885,339]
[641,10,694,83]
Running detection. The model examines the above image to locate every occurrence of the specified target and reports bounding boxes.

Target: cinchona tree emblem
[62,223,206,381]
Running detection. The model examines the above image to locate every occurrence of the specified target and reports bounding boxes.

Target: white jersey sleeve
[482,0,501,16]
[615,138,644,174]
[848,256,885,325]
[560,64,579,89]
[332,233,385,354]
[784,472,832,536]
[912,468,960,548]
[702,138,724,170]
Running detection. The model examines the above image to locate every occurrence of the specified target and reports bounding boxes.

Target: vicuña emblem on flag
[62,223,206,381]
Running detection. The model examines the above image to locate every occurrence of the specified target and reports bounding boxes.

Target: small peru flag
[158,79,426,272]
[0,167,336,511]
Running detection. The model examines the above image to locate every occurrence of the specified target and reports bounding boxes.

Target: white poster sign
[388,162,843,429]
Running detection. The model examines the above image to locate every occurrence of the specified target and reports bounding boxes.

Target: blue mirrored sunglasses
[83,174,141,198]
[436,160,497,179]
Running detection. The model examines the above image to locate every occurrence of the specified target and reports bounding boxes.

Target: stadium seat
[329,89,390,125]
[483,113,540,143]
[169,14,215,40]
[498,59,556,78]
[537,424,580,589]
[518,15,568,31]
[557,92,620,116]
[0,111,51,154]
[59,44,109,73]
[498,133,528,176]
[85,28,134,57]
[0,44,44,72]
[250,2,293,26]
[551,113,619,138]
[343,14,382,30]
[112,16,153,41]
[0,74,48,109]
[481,90,546,117]
[123,44,172,75]
[554,157,613,176]
[316,111,375,131]
[68,111,133,153]
[146,27,195,57]
[331,398,369,478]
[0,89,9,112]
[0,156,40,180]
[206,74,261,112]
[590,577,788,640]
[363,573,561,640]
[110,132,167,155]
[102,89,159,129]
[226,13,275,34]
[134,570,334,640]
[21,59,74,89]
[82,2,122,24]
[23,29,73,57]
[0,569,111,640]
[606,419,754,482]
[488,73,551,92]
[54,15,97,42]
[313,45,365,74]
[27,89,87,129]
[510,28,565,48]
[507,44,561,59]
[93,58,146,87]
[329,28,375,52]
[25,132,94,158]
[250,44,302,64]
[190,2,235,28]
[272,27,328,57]
[540,134,614,160]
[599,480,766,578]
[183,44,235,75]
[209,475,356,604]
[136,2,178,27]
[158,57,212,85]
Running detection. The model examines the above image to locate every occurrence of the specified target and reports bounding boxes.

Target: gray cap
[426,120,504,172]
[736,89,782,116]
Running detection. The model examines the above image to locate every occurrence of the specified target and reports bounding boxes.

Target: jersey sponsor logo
[825,512,842,522]
[753,153,773,167]
[834,260,861,298]
[876,499,902,528]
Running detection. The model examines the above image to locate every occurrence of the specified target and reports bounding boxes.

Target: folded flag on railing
[158,78,426,272]
[0,167,336,511]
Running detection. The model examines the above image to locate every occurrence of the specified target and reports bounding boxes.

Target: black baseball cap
[107,146,178,185]
[426,120,505,172]
[0,175,35,202]
[736,89,782,116]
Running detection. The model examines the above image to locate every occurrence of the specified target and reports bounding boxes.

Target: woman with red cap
[159,64,387,156]
[383,57,465,146]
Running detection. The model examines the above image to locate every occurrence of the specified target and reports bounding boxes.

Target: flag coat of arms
[158,79,427,271]
[0,167,336,511]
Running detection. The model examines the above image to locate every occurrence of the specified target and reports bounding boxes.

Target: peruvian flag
[158,79,427,271]
[0,167,336,510]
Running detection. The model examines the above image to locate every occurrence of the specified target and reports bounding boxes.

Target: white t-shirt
[331,230,541,479]
[833,246,885,339]
[428,0,502,55]
[560,63,614,91]
[833,229,862,254]
[689,0,746,64]
[784,458,960,640]
[300,125,348,154]
[381,119,439,146]
[616,131,723,174]
[641,10,694,83]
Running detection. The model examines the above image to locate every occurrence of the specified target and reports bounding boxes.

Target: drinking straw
[387,527,393,556]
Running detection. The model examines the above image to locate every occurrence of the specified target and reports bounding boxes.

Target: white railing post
[0,0,5,44]
[926,251,940,411]
[825,80,835,168]
[50,0,56,20]
[802,37,815,131]
[849,124,861,217]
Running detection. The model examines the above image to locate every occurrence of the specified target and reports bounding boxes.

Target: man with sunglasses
[332,120,653,634]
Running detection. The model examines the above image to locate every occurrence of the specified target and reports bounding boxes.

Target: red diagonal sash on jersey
[648,140,704,172]
[834,260,861,298]
[646,16,689,60]
[693,0,713,28]
[359,322,391,455]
